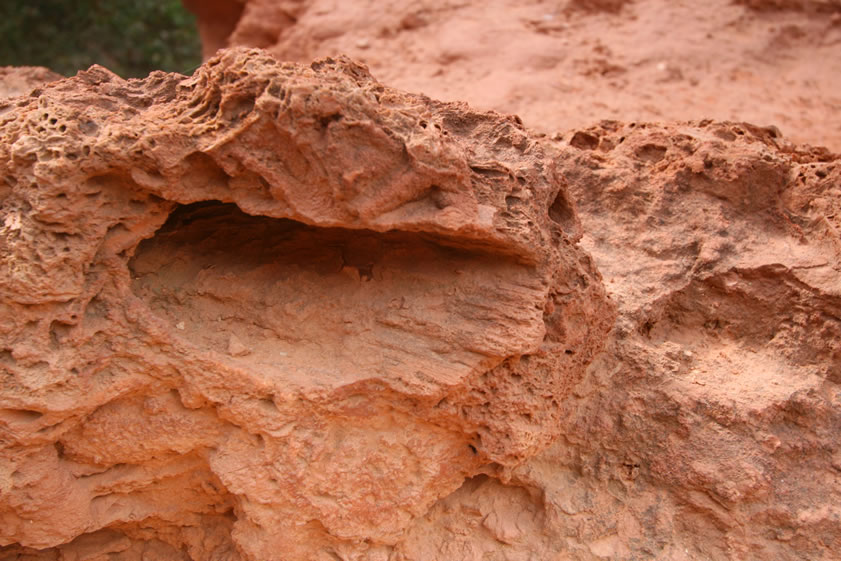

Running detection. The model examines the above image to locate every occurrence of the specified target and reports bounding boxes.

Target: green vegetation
[0,0,202,78]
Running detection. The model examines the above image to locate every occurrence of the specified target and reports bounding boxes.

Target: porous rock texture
[185,3,841,558]
[524,121,841,560]
[0,48,613,560]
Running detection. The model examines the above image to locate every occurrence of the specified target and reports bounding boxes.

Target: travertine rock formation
[0,48,613,560]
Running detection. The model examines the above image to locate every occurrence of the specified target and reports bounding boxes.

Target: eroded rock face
[509,122,840,560]
[734,0,841,12]
[326,121,839,561]
[0,48,612,560]
[183,2,841,559]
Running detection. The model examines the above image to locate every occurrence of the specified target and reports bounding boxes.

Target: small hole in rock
[548,190,576,232]
[570,131,599,150]
[635,144,667,163]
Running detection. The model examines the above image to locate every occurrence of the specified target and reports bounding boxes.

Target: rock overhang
[0,47,613,557]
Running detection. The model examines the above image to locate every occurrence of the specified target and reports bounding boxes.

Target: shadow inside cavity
[129,201,546,390]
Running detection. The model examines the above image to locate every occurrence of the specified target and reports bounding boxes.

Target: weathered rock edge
[0,48,612,560]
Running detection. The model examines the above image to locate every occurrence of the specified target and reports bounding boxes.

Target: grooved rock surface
[186,0,841,151]
[0,49,613,560]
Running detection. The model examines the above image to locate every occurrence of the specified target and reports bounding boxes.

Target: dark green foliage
[0,0,202,78]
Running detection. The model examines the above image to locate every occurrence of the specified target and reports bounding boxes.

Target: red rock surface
[187,0,841,151]
[531,121,841,560]
[1,1,840,560]
[0,67,62,100]
[173,2,841,560]
[0,49,612,560]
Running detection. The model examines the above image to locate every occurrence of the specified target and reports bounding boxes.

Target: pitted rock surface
[177,1,841,558]
[0,48,612,560]
[512,121,841,560]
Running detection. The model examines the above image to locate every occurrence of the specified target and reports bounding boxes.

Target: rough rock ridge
[0,48,612,560]
[265,120,841,561]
